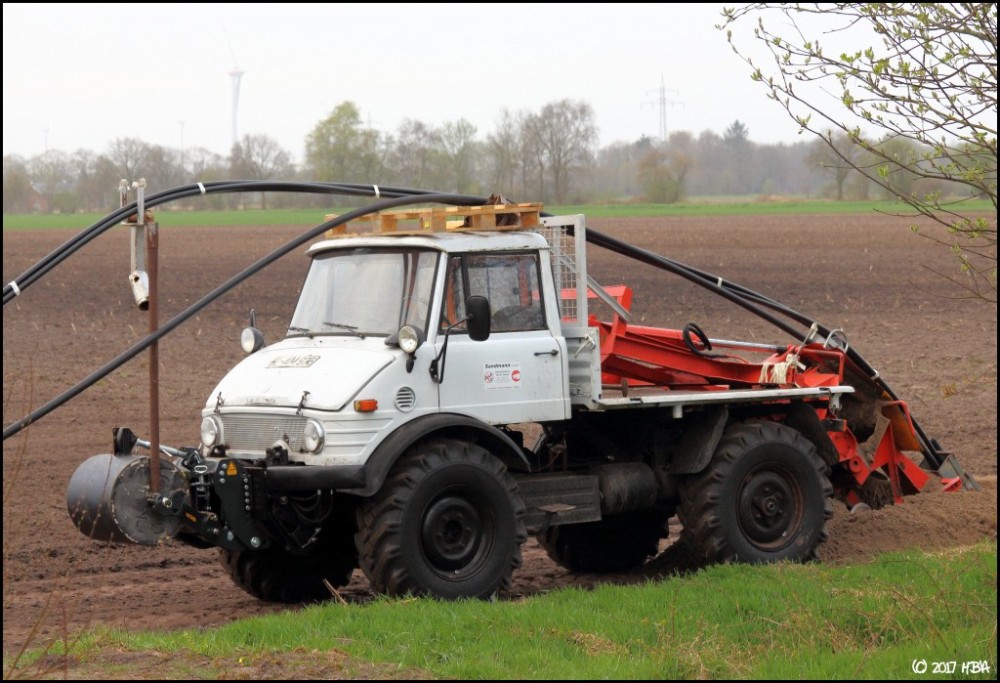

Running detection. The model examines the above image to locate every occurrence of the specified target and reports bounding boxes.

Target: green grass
[549,197,996,218]
[0,208,336,231]
[4,198,994,230]
[7,543,996,680]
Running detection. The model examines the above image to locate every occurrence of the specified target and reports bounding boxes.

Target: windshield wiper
[287,325,313,335]
[323,321,363,337]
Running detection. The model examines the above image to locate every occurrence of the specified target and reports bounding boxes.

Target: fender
[782,401,841,467]
[346,412,531,497]
[667,405,729,475]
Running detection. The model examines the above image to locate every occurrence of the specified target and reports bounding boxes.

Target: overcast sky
[4,3,823,162]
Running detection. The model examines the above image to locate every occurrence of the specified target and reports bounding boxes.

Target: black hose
[574,225,899,405]
[682,322,716,356]
[579,227,810,341]
[3,186,945,466]
[3,181,483,306]
[7,182,290,305]
[578,224,945,467]
[2,191,483,441]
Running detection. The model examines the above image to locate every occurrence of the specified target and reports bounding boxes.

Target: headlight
[398,325,423,354]
[200,415,223,449]
[303,419,325,454]
[241,326,265,354]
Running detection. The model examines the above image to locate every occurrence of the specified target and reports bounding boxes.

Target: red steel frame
[568,285,954,500]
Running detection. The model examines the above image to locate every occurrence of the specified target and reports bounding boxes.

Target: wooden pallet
[324,202,543,238]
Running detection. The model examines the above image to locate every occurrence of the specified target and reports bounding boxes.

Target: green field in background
[4,197,994,230]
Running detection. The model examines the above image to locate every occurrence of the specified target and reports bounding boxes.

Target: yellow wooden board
[324,203,543,238]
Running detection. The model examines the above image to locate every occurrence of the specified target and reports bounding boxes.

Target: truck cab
[199,229,571,472]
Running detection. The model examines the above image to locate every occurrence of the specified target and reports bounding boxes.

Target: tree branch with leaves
[721,2,997,302]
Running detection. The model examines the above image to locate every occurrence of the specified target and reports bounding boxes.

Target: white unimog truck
[67,202,970,602]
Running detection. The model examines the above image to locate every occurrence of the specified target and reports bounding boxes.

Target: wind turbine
[226,33,245,150]
[229,65,244,149]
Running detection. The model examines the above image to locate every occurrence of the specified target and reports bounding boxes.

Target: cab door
[436,252,568,424]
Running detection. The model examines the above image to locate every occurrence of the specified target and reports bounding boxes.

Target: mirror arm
[429,316,469,384]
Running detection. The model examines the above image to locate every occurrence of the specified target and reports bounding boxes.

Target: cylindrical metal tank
[67,453,187,545]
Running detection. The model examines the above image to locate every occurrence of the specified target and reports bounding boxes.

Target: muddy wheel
[220,521,357,604]
[679,421,833,564]
[538,512,668,573]
[355,438,526,599]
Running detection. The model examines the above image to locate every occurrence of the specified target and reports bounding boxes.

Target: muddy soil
[3,214,996,656]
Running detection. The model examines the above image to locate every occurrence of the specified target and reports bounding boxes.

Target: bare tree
[440,119,479,194]
[530,100,599,203]
[520,113,548,201]
[28,150,76,212]
[722,3,997,301]
[230,134,294,208]
[106,137,150,183]
[688,130,725,196]
[807,132,864,200]
[3,155,34,213]
[144,144,187,193]
[390,119,445,190]
[185,147,229,209]
[484,109,525,195]
[71,149,120,211]
[592,139,642,200]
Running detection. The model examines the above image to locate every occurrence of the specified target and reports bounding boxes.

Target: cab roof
[306,230,549,257]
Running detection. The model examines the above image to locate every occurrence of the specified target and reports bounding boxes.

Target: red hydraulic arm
[568,285,952,500]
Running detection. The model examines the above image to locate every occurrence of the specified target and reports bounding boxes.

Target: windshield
[288,248,438,337]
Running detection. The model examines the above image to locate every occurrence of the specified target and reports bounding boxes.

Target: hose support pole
[147,216,161,495]
[132,178,160,494]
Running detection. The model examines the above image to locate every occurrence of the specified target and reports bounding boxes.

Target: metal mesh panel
[222,414,308,453]
[538,224,579,324]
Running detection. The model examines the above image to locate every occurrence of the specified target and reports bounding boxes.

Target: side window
[441,256,468,330]
[441,253,545,333]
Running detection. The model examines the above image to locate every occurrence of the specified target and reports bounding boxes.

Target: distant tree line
[2,99,979,214]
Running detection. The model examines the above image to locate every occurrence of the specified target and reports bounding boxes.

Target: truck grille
[222,414,308,453]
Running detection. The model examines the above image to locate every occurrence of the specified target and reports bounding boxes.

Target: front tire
[220,521,358,604]
[355,438,526,599]
[678,421,833,564]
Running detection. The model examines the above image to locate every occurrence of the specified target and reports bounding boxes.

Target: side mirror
[466,295,491,342]
[430,296,491,383]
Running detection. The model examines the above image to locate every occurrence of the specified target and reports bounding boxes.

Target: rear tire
[538,512,668,573]
[355,438,526,599]
[678,421,833,564]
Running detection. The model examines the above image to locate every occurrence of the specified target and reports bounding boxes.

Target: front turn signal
[354,399,378,413]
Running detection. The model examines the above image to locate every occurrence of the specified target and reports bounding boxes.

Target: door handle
[534,349,559,357]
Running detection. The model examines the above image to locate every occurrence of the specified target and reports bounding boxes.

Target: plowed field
[4,213,996,655]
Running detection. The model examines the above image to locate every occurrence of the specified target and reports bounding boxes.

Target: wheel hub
[421,495,488,573]
[738,466,803,550]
